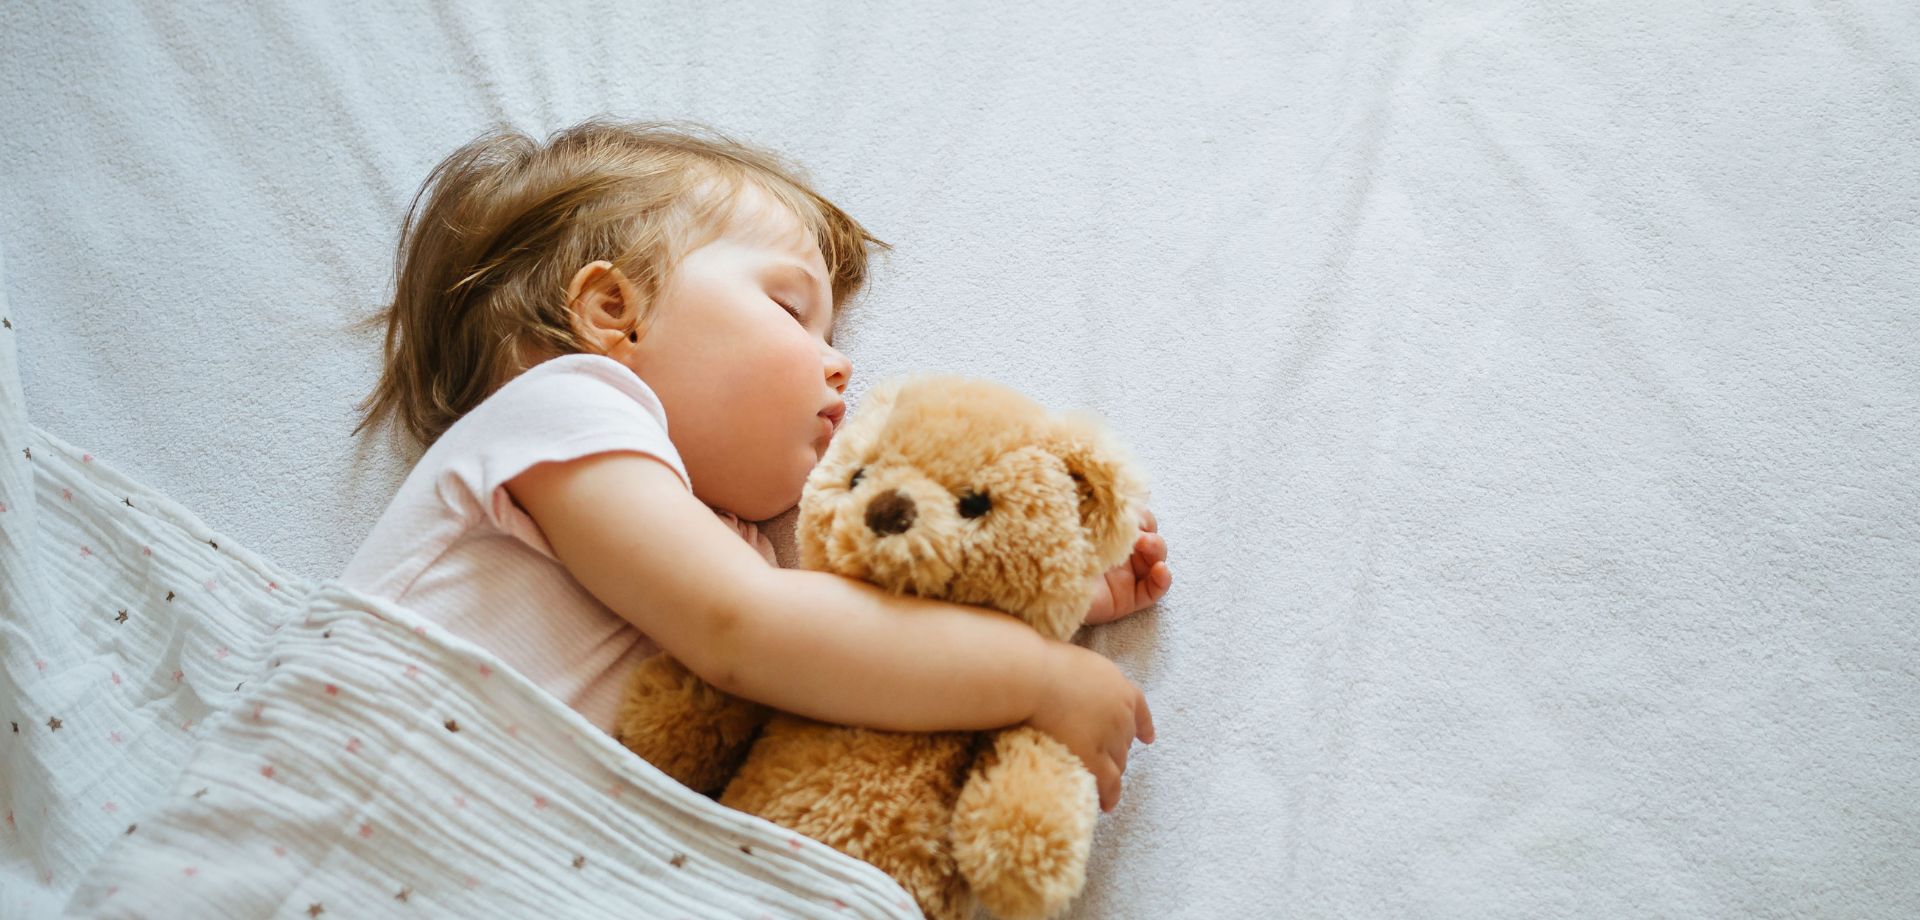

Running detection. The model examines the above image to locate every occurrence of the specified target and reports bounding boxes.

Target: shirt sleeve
[713,509,782,567]
[434,355,692,560]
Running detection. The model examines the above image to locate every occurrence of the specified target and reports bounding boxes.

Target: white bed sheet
[3,1,1917,917]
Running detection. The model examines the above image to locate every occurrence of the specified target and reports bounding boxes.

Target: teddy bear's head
[797,376,1148,641]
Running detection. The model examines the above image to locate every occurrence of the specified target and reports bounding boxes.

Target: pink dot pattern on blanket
[2,463,906,920]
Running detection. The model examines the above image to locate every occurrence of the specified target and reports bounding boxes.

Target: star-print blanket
[0,315,917,917]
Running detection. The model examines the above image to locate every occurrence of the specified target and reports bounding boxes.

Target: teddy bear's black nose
[865,489,917,536]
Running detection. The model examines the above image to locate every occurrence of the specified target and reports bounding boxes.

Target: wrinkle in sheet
[4,1,1919,916]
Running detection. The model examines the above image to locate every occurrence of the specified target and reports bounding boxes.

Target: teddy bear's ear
[1047,412,1149,570]
[849,376,909,422]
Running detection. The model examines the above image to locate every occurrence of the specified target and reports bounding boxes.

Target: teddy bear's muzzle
[864,489,917,536]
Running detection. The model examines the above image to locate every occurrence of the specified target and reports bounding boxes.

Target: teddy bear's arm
[612,653,769,795]
[950,726,1100,920]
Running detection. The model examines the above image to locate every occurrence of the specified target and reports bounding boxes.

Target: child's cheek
[784,336,824,380]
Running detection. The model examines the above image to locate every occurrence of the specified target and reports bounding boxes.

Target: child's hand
[1084,509,1171,626]
[1029,641,1155,812]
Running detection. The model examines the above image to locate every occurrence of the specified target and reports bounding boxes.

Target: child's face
[627,183,851,520]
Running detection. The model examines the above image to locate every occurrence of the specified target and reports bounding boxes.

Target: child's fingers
[1131,533,1166,571]
[1140,508,1158,533]
[1150,561,1172,596]
[1125,563,1169,611]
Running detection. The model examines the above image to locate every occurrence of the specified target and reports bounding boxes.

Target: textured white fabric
[0,309,915,917]
[2,1,1918,917]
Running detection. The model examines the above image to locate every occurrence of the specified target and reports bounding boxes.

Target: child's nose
[823,346,851,393]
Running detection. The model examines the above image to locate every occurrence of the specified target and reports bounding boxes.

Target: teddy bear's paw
[950,727,1098,919]
[612,654,765,794]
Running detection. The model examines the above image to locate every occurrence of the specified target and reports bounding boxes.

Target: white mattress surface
[3,1,1917,916]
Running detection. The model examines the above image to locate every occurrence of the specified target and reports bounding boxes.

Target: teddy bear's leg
[724,725,979,920]
[950,726,1099,920]
[612,653,768,795]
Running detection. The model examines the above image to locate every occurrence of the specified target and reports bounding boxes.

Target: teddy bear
[612,374,1149,920]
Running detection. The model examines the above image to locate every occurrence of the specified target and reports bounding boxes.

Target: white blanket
[0,303,914,916]
[3,1,1918,917]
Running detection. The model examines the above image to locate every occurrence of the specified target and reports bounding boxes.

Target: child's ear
[565,261,644,352]
[1047,413,1148,570]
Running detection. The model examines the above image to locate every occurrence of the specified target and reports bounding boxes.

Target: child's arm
[508,451,1155,810]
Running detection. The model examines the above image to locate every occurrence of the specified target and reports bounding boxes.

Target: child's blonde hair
[352,117,888,449]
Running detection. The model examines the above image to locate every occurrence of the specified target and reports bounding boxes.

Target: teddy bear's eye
[849,467,866,489]
[957,490,992,519]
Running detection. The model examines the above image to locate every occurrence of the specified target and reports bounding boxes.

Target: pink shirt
[340,353,778,731]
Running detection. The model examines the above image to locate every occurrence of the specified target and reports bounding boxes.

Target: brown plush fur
[614,376,1148,920]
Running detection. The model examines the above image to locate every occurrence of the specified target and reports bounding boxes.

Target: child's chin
[744,465,811,521]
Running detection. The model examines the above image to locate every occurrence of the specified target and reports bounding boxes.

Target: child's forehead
[711,180,824,262]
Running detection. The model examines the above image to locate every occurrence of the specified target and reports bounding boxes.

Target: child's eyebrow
[769,259,825,293]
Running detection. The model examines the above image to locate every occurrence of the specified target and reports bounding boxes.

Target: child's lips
[819,402,846,432]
